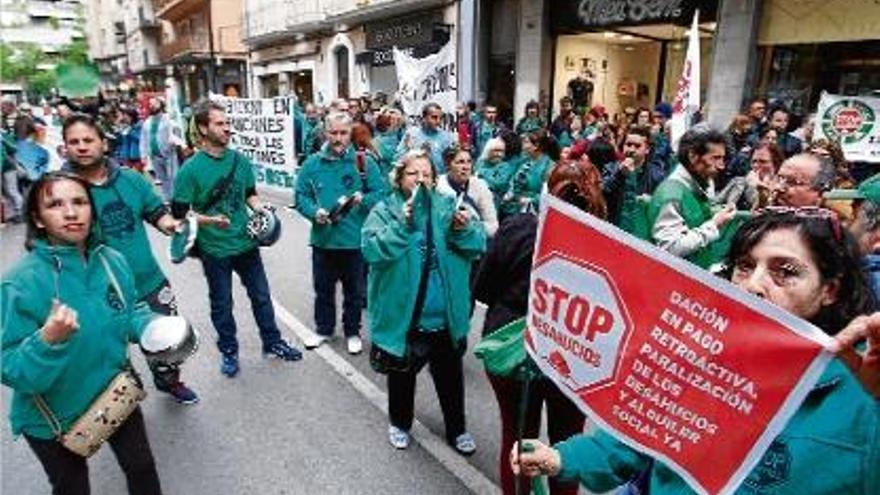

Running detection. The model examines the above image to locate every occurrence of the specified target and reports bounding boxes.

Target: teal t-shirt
[89,167,167,299]
[173,149,258,258]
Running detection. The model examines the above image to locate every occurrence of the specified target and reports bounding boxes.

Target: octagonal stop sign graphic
[527,254,632,393]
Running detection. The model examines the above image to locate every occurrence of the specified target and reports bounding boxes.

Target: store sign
[528,195,834,495]
[815,92,880,163]
[366,12,441,50]
[550,0,717,32]
[211,95,298,192]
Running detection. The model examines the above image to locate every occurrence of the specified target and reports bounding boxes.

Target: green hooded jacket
[1,241,156,439]
[362,190,486,357]
[294,144,387,249]
[554,359,880,494]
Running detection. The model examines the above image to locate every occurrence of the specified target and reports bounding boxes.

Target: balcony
[322,0,448,26]
[27,0,80,20]
[244,0,324,45]
[138,6,161,32]
[159,32,209,62]
[153,0,204,22]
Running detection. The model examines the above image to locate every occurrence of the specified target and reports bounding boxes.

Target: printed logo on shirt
[106,284,125,312]
[99,201,137,239]
[342,174,355,190]
[742,439,791,492]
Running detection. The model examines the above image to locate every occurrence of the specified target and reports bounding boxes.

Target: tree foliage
[0,39,93,100]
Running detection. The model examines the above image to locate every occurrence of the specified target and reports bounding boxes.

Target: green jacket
[476,158,518,212]
[362,190,486,357]
[295,145,387,249]
[65,162,168,299]
[501,153,554,216]
[173,148,258,258]
[647,167,717,269]
[555,359,880,494]
[1,241,156,439]
[515,117,544,136]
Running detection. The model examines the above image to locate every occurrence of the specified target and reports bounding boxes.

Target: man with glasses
[646,126,737,270]
[295,112,386,353]
[771,153,835,208]
[397,102,454,174]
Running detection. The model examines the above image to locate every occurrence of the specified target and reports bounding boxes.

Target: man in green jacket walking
[294,112,386,354]
[646,127,737,270]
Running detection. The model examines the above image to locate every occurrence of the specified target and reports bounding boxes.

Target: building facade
[2,0,85,52]
[153,0,248,103]
[243,0,456,105]
[120,0,165,89]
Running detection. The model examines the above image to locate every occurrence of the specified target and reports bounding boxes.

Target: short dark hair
[192,100,225,133]
[524,100,539,112]
[587,138,617,169]
[559,96,573,106]
[626,125,652,145]
[421,102,442,117]
[725,210,874,334]
[443,143,471,167]
[62,113,105,142]
[25,172,95,250]
[525,129,560,162]
[677,126,726,169]
[499,129,521,160]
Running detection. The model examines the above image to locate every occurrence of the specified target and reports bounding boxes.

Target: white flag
[164,77,187,147]
[670,10,700,151]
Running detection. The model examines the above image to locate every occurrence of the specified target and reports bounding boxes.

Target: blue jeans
[200,248,282,356]
[312,247,364,337]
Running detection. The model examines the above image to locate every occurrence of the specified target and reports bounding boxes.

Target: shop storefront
[251,40,320,102]
[549,0,718,119]
[359,10,452,96]
[754,0,880,116]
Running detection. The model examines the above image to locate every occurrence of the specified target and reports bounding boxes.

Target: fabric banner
[814,91,880,163]
[669,10,700,151]
[164,78,187,148]
[393,41,457,130]
[211,95,298,193]
[526,195,834,495]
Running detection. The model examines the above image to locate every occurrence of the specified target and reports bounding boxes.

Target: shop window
[261,74,279,98]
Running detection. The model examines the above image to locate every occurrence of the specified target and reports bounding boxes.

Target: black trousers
[24,407,162,495]
[387,330,466,444]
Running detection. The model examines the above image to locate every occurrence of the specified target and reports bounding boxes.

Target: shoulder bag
[33,253,146,457]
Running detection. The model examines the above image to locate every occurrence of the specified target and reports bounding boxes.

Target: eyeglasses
[773,174,812,188]
[757,206,843,242]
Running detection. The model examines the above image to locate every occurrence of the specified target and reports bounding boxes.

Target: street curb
[272,300,502,495]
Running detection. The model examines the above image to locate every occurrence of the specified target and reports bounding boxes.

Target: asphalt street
[0,189,602,495]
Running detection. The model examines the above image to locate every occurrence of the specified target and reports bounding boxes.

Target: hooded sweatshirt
[1,240,155,439]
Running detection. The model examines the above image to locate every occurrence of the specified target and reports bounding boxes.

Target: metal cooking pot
[139,316,199,367]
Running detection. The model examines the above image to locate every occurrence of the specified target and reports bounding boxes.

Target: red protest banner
[525,195,834,495]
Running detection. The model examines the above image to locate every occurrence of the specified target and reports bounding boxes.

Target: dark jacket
[473,213,537,337]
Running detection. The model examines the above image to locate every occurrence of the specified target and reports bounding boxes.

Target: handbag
[32,253,147,458]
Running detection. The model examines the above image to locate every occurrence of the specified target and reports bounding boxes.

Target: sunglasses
[757,206,843,242]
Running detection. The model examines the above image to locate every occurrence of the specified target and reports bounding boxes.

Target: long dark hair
[25,172,95,251]
[725,211,874,334]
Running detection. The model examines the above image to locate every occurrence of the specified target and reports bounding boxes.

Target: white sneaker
[304,333,328,350]
[346,336,363,355]
[388,425,410,449]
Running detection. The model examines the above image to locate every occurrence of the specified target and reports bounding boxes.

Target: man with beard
[646,126,737,269]
[62,113,199,404]
[140,97,180,201]
[172,101,302,378]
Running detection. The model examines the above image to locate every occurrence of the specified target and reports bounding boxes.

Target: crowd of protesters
[2,85,879,495]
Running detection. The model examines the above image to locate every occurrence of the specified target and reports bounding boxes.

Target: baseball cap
[824,173,880,205]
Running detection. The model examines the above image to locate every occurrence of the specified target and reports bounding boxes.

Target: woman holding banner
[511,207,880,494]
[474,158,607,495]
